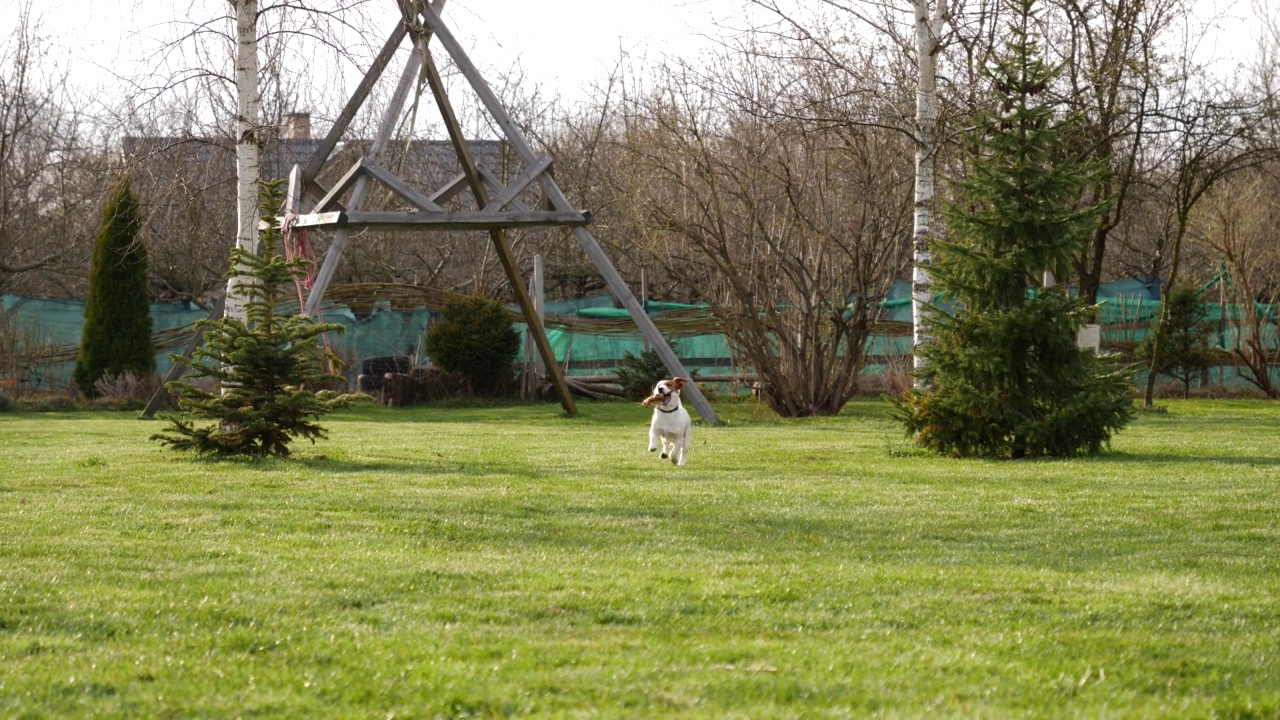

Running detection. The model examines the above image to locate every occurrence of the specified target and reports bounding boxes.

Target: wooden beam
[286,164,303,214]
[305,4,438,316]
[481,167,529,210]
[361,159,446,212]
[305,178,338,209]
[138,293,226,419]
[313,160,364,212]
[482,154,552,212]
[292,211,346,227]
[427,172,470,205]
[292,209,589,231]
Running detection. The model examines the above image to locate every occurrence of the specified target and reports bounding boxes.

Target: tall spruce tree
[894,0,1134,458]
[75,176,155,397]
[152,180,350,457]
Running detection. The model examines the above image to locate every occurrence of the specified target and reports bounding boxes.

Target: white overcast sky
[31,0,744,104]
[22,0,1270,125]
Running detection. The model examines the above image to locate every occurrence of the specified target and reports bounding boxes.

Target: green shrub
[424,295,521,394]
[0,390,13,412]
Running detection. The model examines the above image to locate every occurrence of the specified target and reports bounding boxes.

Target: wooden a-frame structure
[280,1,720,424]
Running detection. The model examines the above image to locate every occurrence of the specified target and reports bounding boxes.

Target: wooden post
[521,255,548,399]
[533,254,546,380]
[640,267,649,352]
[419,48,577,415]
[522,272,534,399]
[1217,269,1226,386]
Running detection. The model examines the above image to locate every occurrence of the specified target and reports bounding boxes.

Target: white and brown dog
[642,377,691,466]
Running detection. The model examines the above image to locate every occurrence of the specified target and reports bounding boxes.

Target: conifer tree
[1136,286,1215,398]
[152,180,350,457]
[894,0,1134,458]
[75,176,155,397]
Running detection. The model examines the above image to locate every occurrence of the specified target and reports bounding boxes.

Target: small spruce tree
[894,0,1134,458]
[616,343,695,400]
[75,176,155,397]
[424,295,521,394]
[1137,286,1215,398]
[617,347,675,400]
[152,180,350,457]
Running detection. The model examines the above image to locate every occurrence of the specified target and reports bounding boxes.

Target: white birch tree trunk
[911,0,946,380]
[225,0,262,322]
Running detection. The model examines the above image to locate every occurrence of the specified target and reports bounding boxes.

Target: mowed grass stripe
[0,399,1277,717]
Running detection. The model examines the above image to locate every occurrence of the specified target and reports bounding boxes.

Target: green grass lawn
[1,398,1277,717]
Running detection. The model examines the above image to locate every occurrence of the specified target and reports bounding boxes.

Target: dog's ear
[670,377,686,391]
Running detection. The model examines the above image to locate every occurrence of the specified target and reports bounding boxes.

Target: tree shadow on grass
[291,454,539,479]
[1090,451,1280,467]
[172,453,460,476]
[292,456,441,474]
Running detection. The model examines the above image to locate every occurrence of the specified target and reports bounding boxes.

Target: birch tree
[226,0,262,323]
[119,0,383,305]
[911,0,948,376]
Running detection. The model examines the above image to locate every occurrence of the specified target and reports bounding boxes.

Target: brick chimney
[284,112,311,140]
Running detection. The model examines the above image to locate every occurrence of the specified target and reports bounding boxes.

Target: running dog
[642,377,691,466]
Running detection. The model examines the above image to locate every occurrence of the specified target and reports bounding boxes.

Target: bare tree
[739,0,962,381]
[604,48,913,416]
[1203,166,1280,397]
[1189,1,1280,397]
[1041,0,1191,304]
[123,132,237,303]
[0,3,108,297]
[1138,82,1276,406]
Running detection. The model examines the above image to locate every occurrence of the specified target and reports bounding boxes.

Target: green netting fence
[3,277,1277,393]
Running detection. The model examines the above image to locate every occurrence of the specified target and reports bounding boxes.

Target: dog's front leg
[648,423,660,453]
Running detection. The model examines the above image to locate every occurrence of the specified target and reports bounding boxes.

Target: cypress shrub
[75,176,154,397]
